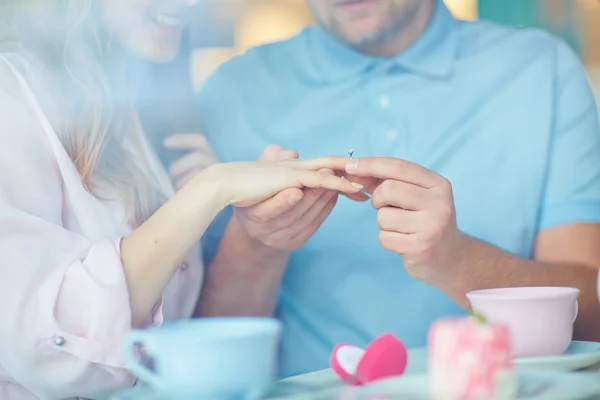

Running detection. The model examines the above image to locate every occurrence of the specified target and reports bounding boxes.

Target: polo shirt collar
[306,0,460,81]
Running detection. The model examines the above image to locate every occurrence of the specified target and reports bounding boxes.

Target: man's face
[307,0,422,52]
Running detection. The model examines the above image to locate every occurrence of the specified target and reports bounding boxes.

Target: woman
[0,1,362,398]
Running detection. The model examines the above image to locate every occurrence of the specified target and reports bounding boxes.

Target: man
[194,0,600,378]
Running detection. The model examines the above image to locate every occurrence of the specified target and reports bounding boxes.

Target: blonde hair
[0,0,166,227]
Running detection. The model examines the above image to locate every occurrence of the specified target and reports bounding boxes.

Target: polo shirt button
[385,129,399,141]
[379,95,390,109]
[181,262,189,271]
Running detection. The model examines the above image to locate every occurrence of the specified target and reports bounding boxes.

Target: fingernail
[346,159,359,170]
[163,138,173,146]
[288,193,303,205]
[351,182,364,189]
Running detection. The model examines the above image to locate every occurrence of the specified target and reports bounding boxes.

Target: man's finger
[164,133,211,150]
[259,145,299,161]
[345,157,443,189]
[342,174,380,195]
[291,194,338,245]
[240,188,305,222]
[376,207,424,234]
[276,149,300,161]
[291,156,351,173]
[297,170,363,194]
[370,180,428,210]
[341,191,371,202]
[248,187,328,230]
[246,168,331,227]
[257,169,333,227]
[293,190,337,232]
[379,230,414,255]
[289,168,336,216]
[259,144,285,161]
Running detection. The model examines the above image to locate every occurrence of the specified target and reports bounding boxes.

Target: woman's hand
[121,152,360,326]
[197,156,364,208]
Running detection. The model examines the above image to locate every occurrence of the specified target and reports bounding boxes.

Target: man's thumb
[259,144,299,161]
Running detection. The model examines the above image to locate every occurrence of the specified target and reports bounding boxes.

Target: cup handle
[122,331,162,388]
[573,300,579,323]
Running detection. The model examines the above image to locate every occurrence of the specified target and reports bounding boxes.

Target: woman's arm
[121,172,226,326]
[0,88,143,398]
[123,156,361,325]
[0,81,359,398]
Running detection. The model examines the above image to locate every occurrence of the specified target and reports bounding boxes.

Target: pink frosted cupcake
[428,314,516,400]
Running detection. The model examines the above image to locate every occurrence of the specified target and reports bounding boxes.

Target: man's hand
[164,133,218,189]
[345,157,468,284]
[234,145,340,251]
[345,157,600,342]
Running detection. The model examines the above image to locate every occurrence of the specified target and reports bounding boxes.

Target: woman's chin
[126,39,182,63]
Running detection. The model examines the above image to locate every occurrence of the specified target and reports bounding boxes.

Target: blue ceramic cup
[122,317,282,399]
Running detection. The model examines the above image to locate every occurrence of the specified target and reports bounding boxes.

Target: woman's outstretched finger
[297,170,363,193]
[287,156,351,172]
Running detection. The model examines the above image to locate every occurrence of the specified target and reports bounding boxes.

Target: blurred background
[135,0,600,140]
[187,0,600,87]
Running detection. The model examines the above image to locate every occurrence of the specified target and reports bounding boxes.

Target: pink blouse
[0,53,204,399]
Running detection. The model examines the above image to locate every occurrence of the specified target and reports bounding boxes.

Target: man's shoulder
[456,19,569,62]
[196,29,312,133]
[202,28,310,90]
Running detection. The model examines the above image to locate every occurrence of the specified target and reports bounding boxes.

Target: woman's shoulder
[0,50,55,155]
[0,42,36,64]
[0,44,42,104]
[0,42,47,95]
[0,58,26,101]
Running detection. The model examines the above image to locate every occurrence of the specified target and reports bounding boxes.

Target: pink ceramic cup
[466,287,579,358]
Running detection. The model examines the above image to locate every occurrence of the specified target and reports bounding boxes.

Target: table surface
[106,349,428,399]
[107,347,600,399]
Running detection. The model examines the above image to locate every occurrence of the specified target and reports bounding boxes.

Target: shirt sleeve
[0,81,162,398]
[538,40,600,230]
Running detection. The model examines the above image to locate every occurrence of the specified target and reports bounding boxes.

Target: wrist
[226,217,290,261]
[189,163,232,209]
[448,231,473,267]
[200,218,287,317]
[429,231,474,289]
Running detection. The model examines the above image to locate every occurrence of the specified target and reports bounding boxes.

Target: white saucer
[108,370,600,400]
[407,341,600,373]
[515,341,600,371]
[361,371,600,400]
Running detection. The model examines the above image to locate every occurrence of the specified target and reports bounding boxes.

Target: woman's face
[101,0,198,62]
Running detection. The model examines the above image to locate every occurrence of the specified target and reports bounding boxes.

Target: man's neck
[365,0,435,57]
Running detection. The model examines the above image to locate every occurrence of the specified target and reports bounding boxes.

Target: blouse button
[181,262,189,271]
[54,336,66,346]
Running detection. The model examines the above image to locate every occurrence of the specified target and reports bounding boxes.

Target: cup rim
[146,316,282,341]
[466,286,580,301]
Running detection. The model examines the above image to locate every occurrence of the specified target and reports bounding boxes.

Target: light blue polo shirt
[197,0,600,377]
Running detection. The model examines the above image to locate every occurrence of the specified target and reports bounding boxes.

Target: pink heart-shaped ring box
[329,333,408,386]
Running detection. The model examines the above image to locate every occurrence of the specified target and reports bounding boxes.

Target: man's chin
[337,30,383,49]
[334,18,386,47]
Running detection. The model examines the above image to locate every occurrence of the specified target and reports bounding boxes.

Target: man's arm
[193,67,290,317]
[345,157,600,340]
[433,224,600,341]
[346,154,600,340]
[346,155,600,340]
[196,217,288,317]
[195,145,342,317]
[344,36,600,338]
